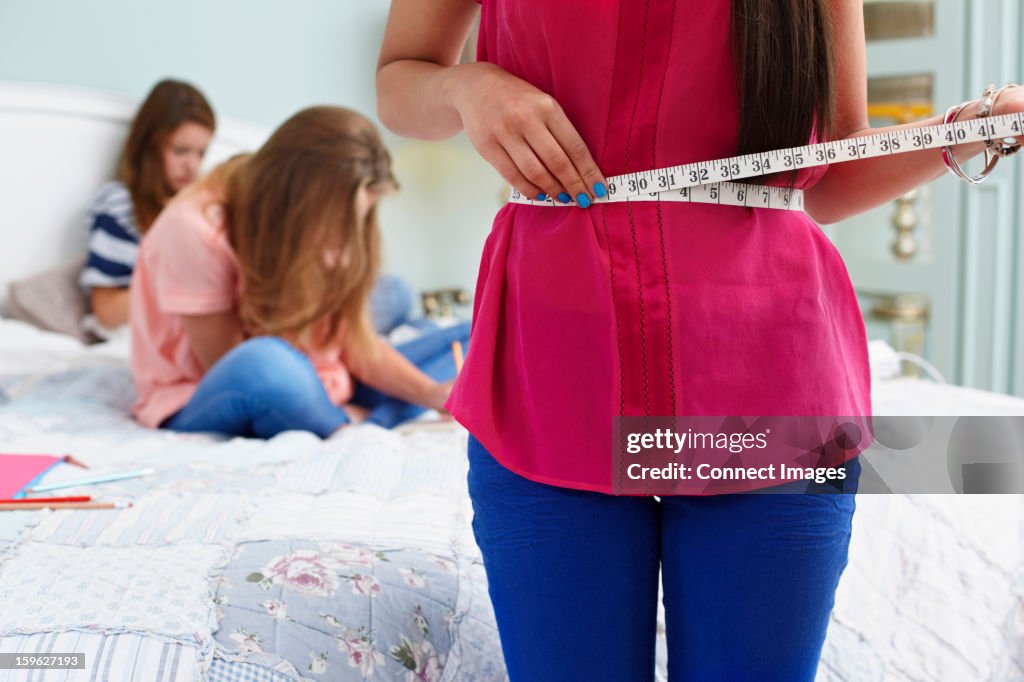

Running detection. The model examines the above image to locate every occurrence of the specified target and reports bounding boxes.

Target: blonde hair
[203,106,397,367]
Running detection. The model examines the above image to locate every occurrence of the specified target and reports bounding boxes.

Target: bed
[0,319,504,681]
[0,320,1021,681]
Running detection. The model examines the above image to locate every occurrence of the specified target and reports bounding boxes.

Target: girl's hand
[994,84,1024,117]
[425,379,456,418]
[445,62,607,206]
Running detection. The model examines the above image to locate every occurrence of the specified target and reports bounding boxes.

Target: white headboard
[0,81,269,307]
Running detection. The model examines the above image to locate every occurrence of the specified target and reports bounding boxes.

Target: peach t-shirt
[130,185,354,428]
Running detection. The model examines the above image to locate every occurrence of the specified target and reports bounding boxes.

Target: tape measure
[507,112,1023,212]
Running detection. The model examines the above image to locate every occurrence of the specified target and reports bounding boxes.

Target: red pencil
[0,496,92,504]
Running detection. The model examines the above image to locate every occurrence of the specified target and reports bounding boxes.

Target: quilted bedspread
[0,319,1021,681]
[0,322,506,681]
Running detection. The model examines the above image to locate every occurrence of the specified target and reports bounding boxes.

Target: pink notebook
[0,454,63,499]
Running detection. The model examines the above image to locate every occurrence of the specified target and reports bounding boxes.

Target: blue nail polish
[576,193,591,208]
[557,192,572,204]
[536,193,547,201]
[594,182,607,198]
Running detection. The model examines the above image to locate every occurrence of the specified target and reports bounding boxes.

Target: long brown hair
[213,106,397,367]
[119,79,215,231]
[731,0,836,186]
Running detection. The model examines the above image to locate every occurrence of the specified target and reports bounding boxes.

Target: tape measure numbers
[507,111,1023,211]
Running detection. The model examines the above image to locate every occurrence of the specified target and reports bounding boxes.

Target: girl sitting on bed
[80,79,216,332]
[129,105,469,437]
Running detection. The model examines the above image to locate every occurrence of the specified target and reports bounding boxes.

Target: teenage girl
[376,0,1024,679]
[81,79,215,330]
[130,106,468,437]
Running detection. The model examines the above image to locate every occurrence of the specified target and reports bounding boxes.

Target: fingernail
[594,182,607,198]
[557,192,572,204]
[576,193,591,208]
[536,193,547,201]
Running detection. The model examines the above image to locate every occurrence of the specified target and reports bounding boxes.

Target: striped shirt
[79,181,142,292]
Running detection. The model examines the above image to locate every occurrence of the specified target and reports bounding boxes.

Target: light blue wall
[0,0,500,312]
[0,0,386,128]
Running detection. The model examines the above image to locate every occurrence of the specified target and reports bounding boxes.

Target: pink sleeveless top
[444,0,872,493]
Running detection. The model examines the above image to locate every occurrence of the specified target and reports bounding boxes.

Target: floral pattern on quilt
[214,540,462,681]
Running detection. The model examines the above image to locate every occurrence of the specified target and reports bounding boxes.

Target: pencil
[26,467,157,494]
[452,341,464,373]
[0,496,92,504]
[0,500,131,511]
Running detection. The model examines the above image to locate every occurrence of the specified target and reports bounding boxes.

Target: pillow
[6,255,100,344]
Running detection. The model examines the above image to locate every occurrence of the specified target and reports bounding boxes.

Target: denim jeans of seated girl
[161,320,470,438]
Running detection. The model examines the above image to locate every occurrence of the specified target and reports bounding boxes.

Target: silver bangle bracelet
[980,83,1022,158]
[942,97,998,185]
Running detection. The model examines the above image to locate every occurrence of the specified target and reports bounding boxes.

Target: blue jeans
[369,272,415,335]
[467,434,859,681]
[162,321,470,438]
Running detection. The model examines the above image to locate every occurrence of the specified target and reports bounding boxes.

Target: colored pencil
[26,468,157,494]
[452,341,464,373]
[0,496,92,504]
[0,500,131,511]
